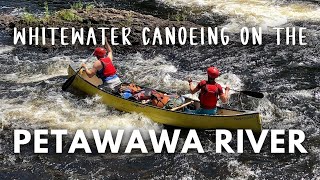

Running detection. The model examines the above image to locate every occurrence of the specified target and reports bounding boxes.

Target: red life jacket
[97,57,117,78]
[198,81,221,109]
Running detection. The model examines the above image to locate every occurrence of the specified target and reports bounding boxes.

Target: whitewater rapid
[158,0,320,31]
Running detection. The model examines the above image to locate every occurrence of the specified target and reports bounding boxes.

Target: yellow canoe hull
[67,65,262,132]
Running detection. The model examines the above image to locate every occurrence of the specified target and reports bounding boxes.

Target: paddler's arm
[219,86,230,103]
[188,79,199,94]
[81,61,101,78]
[104,37,113,62]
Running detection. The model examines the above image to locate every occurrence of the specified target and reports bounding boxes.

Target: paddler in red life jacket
[186,66,230,115]
[81,37,122,91]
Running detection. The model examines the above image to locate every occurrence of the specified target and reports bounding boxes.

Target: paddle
[230,89,264,98]
[62,54,93,91]
[171,101,194,111]
[61,68,83,91]
[219,85,264,98]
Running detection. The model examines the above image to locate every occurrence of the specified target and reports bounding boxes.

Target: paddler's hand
[81,63,87,73]
[225,85,230,91]
[188,78,192,84]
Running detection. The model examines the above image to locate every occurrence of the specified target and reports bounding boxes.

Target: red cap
[207,66,220,78]
[94,47,106,58]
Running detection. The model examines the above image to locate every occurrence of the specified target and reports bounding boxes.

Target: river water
[0,0,319,179]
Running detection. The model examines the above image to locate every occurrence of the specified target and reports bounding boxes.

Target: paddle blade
[62,74,76,91]
[240,91,264,98]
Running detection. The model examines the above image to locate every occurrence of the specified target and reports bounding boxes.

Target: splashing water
[158,0,320,31]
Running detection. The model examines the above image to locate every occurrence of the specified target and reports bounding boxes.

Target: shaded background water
[0,0,319,179]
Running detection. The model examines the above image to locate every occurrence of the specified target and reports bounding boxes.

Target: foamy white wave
[0,6,13,9]
[0,73,18,82]
[316,91,320,102]
[158,0,320,31]
[287,90,315,99]
[1,92,163,137]
[0,52,98,84]
[256,97,280,123]
[216,73,243,90]
[117,52,184,91]
[0,72,64,84]
[226,160,258,179]
[10,7,27,16]
[310,146,320,178]
[0,56,73,83]
[255,92,314,129]
[0,46,14,54]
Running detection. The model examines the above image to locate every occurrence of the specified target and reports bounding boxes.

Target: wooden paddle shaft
[171,101,194,111]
